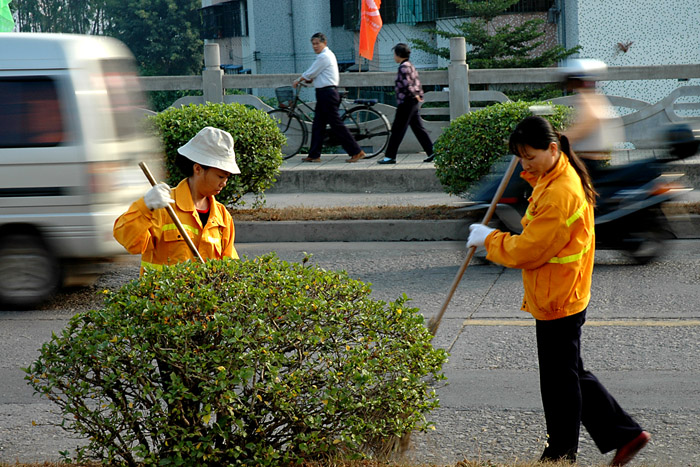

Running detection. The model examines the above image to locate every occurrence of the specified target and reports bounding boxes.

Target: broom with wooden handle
[380,155,521,458]
[139,161,205,264]
[427,154,520,336]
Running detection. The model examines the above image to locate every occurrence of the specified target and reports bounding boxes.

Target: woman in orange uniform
[467,116,650,465]
[114,126,240,272]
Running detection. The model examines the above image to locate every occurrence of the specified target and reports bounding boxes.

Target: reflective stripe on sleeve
[527,202,586,225]
[566,203,587,227]
[548,241,592,264]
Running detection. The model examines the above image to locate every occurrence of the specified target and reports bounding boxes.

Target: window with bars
[342,0,361,30]
[340,0,554,29]
[200,1,248,39]
[437,0,555,18]
[331,0,345,27]
[382,0,438,24]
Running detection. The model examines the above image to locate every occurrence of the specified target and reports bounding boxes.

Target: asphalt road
[1,240,699,465]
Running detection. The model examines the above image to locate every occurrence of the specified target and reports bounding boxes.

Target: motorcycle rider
[560,58,625,171]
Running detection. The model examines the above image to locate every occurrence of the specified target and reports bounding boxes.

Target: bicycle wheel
[268,109,306,159]
[342,107,391,158]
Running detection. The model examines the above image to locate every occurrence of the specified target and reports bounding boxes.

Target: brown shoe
[610,431,650,466]
[346,150,366,163]
[301,157,321,163]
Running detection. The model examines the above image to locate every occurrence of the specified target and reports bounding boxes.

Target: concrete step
[267,153,442,194]
[268,153,700,195]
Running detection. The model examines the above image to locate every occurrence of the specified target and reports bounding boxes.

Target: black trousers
[536,309,643,460]
[308,86,361,159]
[384,98,433,159]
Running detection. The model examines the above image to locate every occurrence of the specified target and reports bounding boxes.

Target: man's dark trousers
[308,86,362,159]
[536,309,643,460]
[384,97,433,160]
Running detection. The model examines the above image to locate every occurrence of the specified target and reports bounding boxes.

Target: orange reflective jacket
[485,153,595,321]
[113,179,238,273]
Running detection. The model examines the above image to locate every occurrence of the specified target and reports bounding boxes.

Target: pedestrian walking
[114,126,240,273]
[466,116,650,465]
[293,32,365,163]
[377,43,434,165]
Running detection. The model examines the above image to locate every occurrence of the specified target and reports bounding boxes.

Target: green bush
[149,102,285,206]
[25,254,447,465]
[433,101,574,196]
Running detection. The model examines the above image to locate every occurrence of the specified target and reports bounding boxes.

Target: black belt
[318,85,337,90]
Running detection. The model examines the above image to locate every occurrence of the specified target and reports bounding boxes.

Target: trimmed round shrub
[149,102,285,206]
[433,101,573,196]
[25,254,447,465]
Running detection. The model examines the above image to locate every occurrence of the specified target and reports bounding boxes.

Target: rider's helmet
[560,58,608,89]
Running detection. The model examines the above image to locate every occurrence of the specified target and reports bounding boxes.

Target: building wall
[564,0,700,107]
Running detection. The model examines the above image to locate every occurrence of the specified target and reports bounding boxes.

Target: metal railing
[140,39,700,151]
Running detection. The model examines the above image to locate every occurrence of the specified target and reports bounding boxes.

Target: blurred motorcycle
[463,123,699,264]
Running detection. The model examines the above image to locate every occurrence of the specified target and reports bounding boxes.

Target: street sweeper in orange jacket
[466,116,650,465]
[114,127,240,272]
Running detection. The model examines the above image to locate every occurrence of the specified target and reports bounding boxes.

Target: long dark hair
[175,153,211,177]
[509,116,597,204]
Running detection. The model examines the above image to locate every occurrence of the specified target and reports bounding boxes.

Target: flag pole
[357,58,361,100]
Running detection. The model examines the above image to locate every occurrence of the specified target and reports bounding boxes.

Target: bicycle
[267,83,391,160]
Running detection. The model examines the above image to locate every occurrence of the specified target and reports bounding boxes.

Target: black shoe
[377,157,396,164]
[423,155,435,163]
[540,447,577,464]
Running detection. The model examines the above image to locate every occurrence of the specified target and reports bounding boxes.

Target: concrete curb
[236,219,471,242]
[236,215,700,243]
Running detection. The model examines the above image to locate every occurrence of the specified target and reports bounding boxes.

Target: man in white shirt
[293,32,365,163]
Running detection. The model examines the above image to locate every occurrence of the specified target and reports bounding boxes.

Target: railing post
[448,37,470,119]
[202,43,224,104]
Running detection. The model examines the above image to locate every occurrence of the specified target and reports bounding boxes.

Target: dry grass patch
[231,205,477,221]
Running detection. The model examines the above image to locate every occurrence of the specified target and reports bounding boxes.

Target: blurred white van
[0,33,162,308]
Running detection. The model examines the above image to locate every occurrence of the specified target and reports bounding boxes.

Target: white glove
[466,223,496,249]
[144,183,174,210]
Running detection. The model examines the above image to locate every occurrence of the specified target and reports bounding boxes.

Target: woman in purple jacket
[378,43,434,164]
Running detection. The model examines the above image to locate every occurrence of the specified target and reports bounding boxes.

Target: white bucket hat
[177,126,241,175]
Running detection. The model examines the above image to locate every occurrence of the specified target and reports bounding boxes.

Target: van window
[100,58,146,139]
[0,77,66,148]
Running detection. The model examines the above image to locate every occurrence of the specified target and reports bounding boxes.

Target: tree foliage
[11,0,108,34]
[11,0,203,78]
[412,0,580,69]
[102,0,203,76]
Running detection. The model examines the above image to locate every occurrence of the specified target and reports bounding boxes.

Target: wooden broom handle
[139,162,205,264]
[428,155,520,336]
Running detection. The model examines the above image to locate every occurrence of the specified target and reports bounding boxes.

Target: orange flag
[359,0,382,60]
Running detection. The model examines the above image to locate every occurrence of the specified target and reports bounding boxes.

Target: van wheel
[0,234,61,309]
